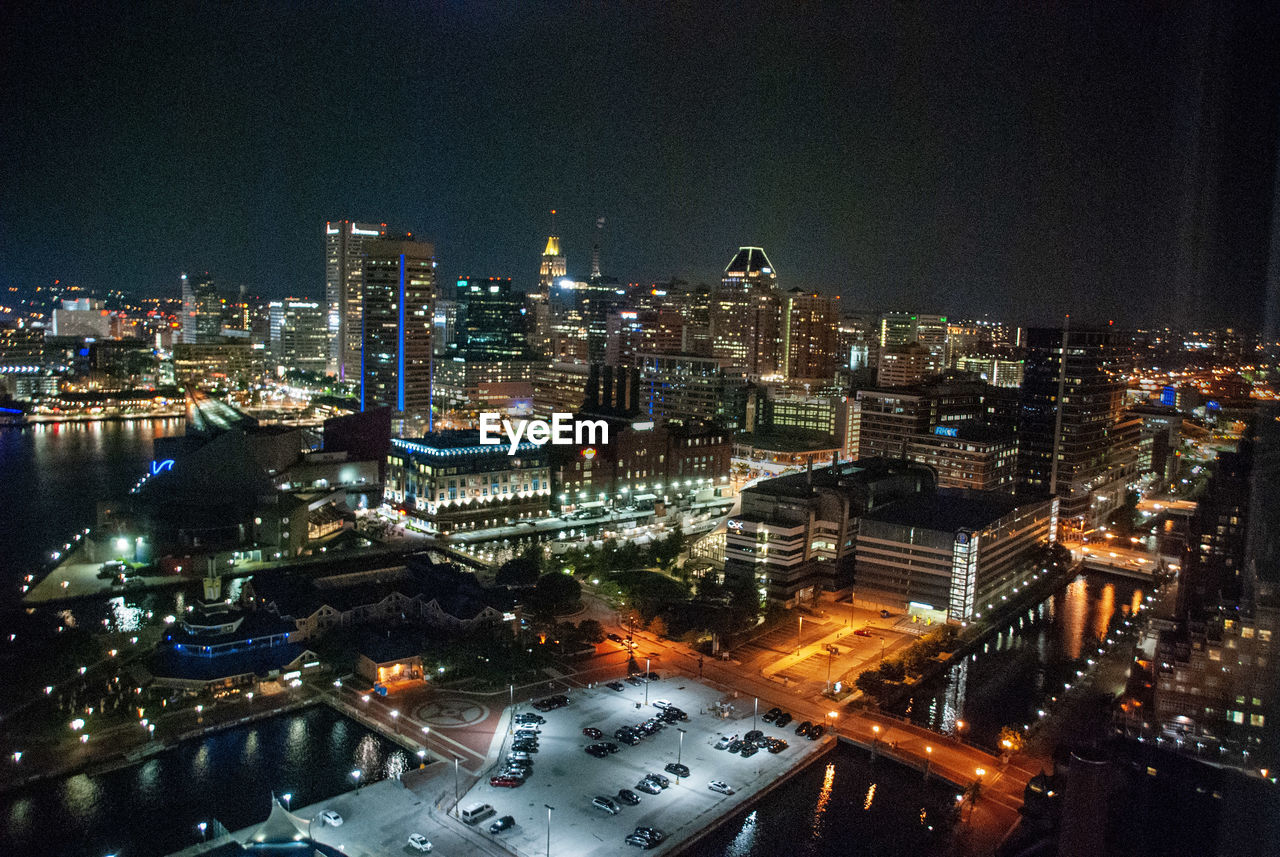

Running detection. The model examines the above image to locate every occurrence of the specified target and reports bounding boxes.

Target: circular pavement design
[415,697,491,728]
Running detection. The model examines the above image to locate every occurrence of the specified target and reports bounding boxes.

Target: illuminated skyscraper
[180,272,221,344]
[779,288,840,380]
[360,236,435,429]
[325,219,387,379]
[527,211,566,356]
[710,247,780,377]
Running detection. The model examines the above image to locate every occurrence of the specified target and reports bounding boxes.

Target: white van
[461,803,495,824]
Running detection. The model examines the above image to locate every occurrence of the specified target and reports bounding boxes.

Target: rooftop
[862,488,1036,532]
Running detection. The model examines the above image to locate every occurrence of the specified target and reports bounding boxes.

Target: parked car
[627,675,644,686]
[585,744,610,758]
[625,833,657,849]
[880,609,892,618]
[407,833,433,852]
[318,810,343,827]
[727,740,742,753]
[708,780,736,795]
[767,738,789,753]
[664,762,690,778]
[853,628,873,637]
[488,815,516,835]
[660,707,688,722]
[715,734,736,750]
[592,796,621,815]
[634,827,666,843]
[617,788,641,805]
[583,727,603,739]
[515,713,546,724]
[634,778,662,795]
[807,724,825,740]
[774,712,792,728]
[644,672,661,681]
[762,707,782,723]
[744,730,764,742]
[489,776,522,788]
[795,721,812,737]
[607,633,624,642]
[606,681,625,691]
[652,699,674,710]
[516,724,541,734]
[740,743,758,758]
[644,772,670,788]
[507,751,531,763]
[603,742,620,754]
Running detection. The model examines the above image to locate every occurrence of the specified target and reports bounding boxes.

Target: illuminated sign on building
[934,426,959,437]
[150,459,175,475]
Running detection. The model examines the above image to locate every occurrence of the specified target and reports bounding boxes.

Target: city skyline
[3,4,1277,329]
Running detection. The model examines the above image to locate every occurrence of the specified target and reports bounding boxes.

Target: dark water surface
[0,705,411,857]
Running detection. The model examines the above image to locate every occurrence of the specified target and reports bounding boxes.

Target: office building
[958,354,1024,388]
[779,289,840,380]
[724,459,936,604]
[905,423,1018,492]
[638,352,750,429]
[454,277,530,360]
[52,298,111,339]
[360,236,435,428]
[267,300,327,374]
[1017,326,1141,530]
[325,219,387,379]
[180,273,221,344]
[854,489,1057,622]
[527,221,567,355]
[709,247,781,377]
[877,342,934,386]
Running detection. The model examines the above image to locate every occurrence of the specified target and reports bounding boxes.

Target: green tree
[528,572,582,615]
[496,554,541,586]
[576,618,606,644]
[878,658,906,682]
[855,670,886,697]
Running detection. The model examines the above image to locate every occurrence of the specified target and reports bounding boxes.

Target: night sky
[2,2,1277,327]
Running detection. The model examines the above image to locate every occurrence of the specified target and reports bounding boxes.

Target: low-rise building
[854,489,1057,623]
[384,431,551,533]
[724,459,936,604]
[905,422,1017,492]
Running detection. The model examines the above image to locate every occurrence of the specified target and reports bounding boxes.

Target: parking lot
[454,678,830,857]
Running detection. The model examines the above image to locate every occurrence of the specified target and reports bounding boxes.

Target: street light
[545,804,555,857]
[797,614,803,655]
[676,727,687,768]
[282,792,292,810]
[453,757,460,815]
[753,697,758,732]
[197,822,207,842]
[645,658,651,705]
[924,745,933,780]
[421,725,430,760]
[350,769,361,793]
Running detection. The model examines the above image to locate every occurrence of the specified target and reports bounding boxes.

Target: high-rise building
[325,220,387,380]
[527,215,567,356]
[455,277,530,360]
[268,300,328,374]
[360,236,435,428]
[1017,326,1141,530]
[779,289,840,380]
[721,246,777,291]
[52,298,111,339]
[548,276,628,364]
[180,272,221,344]
[876,342,933,387]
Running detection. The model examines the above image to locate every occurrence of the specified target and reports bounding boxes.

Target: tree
[647,615,669,638]
[997,726,1025,755]
[576,619,606,644]
[855,670,886,697]
[878,658,906,682]
[528,572,582,615]
[903,647,932,676]
[496,555,541,587]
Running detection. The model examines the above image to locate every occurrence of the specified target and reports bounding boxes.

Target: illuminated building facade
[384,432,551,533]
[325,219,386,379]
[360,236,435,428]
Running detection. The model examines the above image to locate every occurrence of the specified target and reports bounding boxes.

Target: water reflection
[892,572,1142,749]
[811,763,834,839]
[725,810,759,857]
